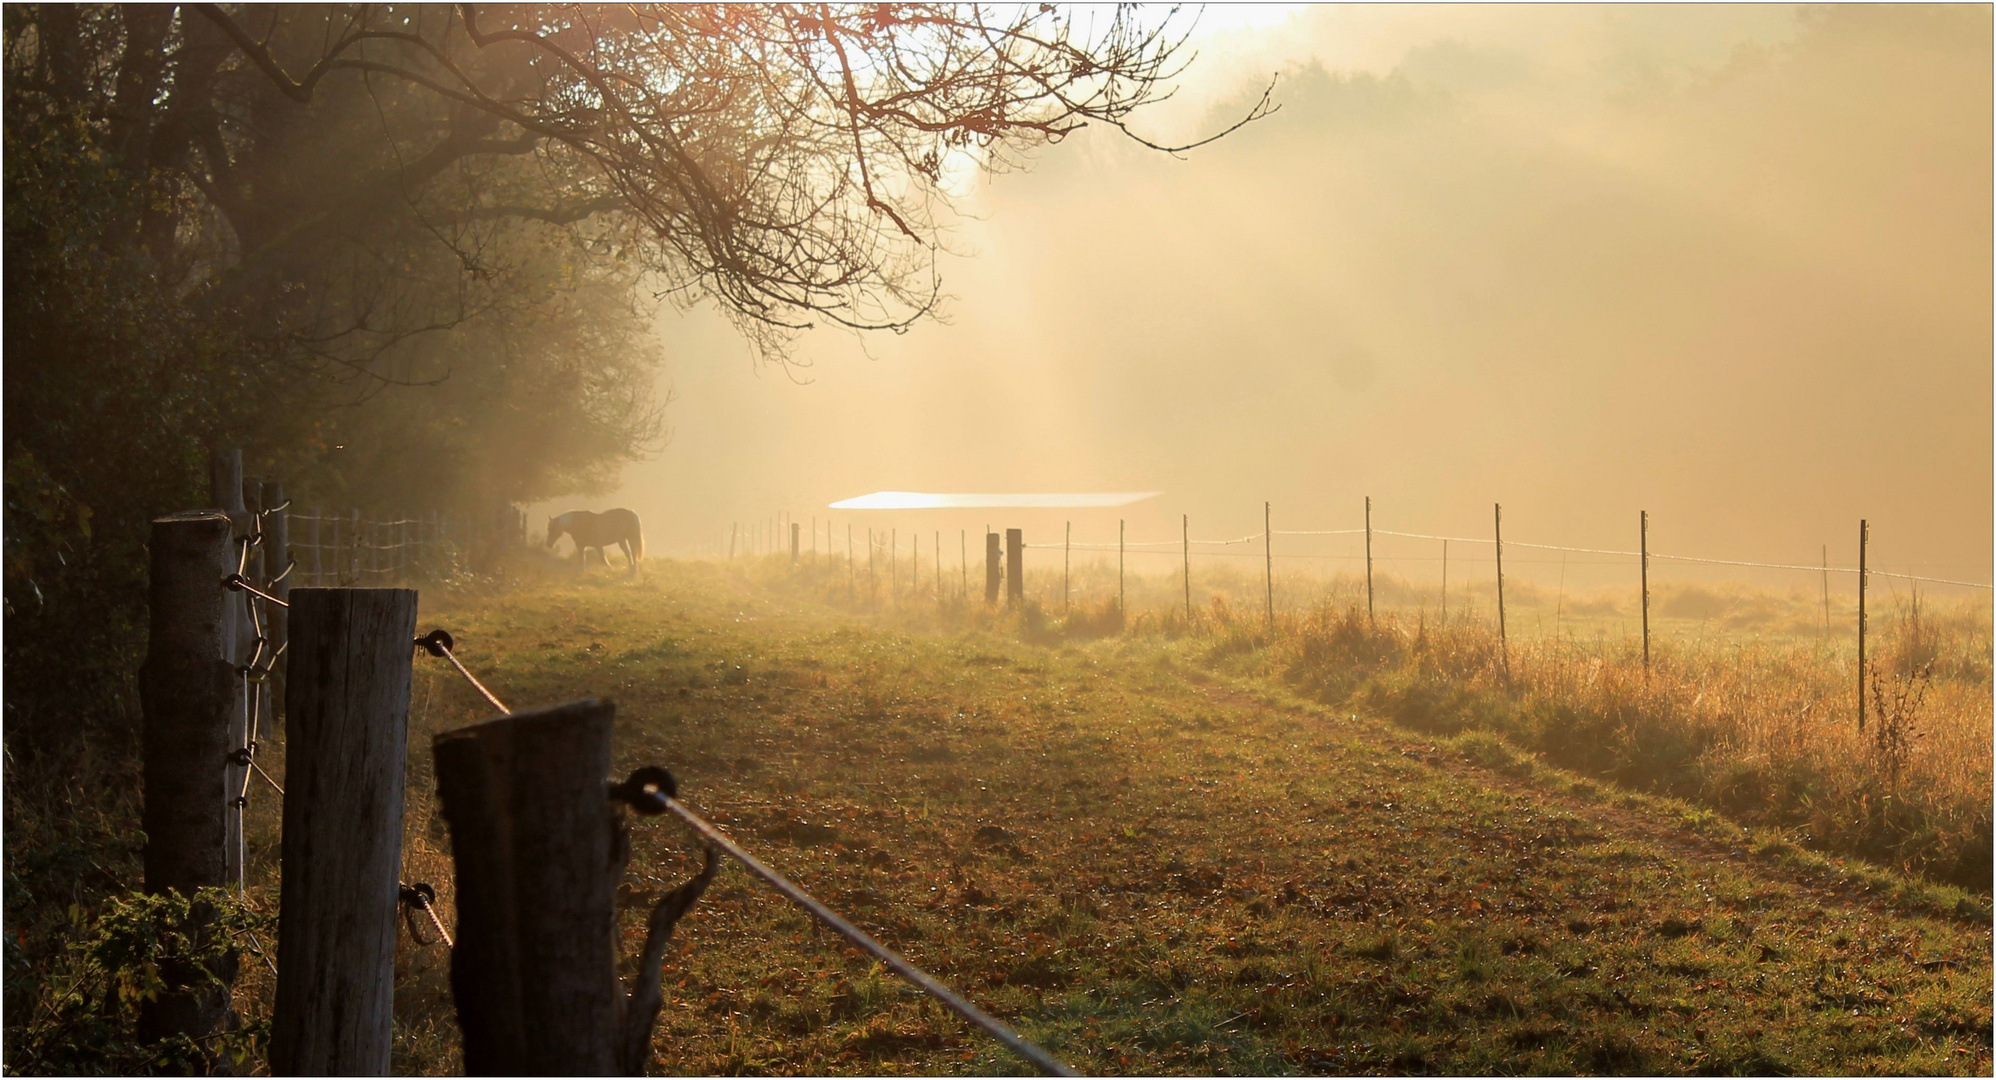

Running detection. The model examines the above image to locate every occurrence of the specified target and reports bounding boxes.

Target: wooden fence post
[1640,510,1651,673]
[1858,518,1869,732]
[791,522,800,565]
[1495,503,1509,680]
[209,450,251,885]
[985,531,1002,604]
[1064,521,1071,616]
[139,510,240,1049]
[1263,502,1274,628]
[1182,514,1191,621]
[1004,528,1022,607]
[1365,495,1375,626]
[433,699,666,1075]
[271,588,418,1075]
[1117,520,1125,620]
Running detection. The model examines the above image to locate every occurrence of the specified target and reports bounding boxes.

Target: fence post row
[271,588,418,1076]
[434,700,693,1075]
[138,510,241,1048]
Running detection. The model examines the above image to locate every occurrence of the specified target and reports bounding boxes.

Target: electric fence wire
[1011,523,1987,589]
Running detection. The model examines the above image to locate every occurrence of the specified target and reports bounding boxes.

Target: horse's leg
[620,538,636,575]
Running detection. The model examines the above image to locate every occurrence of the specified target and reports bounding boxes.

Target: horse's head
[545,515,561,547]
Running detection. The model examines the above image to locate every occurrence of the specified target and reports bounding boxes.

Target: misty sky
[555,4,1992,593]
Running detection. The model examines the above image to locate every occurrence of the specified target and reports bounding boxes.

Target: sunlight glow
[828,491,1162,510]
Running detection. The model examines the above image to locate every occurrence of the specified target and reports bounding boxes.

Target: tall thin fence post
[984,531,1002,605]
[847,525,855,595]
[729,522,737,560]
[1063,521,1071,616]
[1640,510,1651,673]
[791,522,800,566]
[1006,528,1023,607]
[1117,520,1125,620]
[960,530,967,600]
[1495,503,1509,680]
[209,450,250,886]
[868,529,877,609]
[934,530,941,606]
[1365,495,1375,625]
[1821,544,1832,635]
[1858,519,1869,732]
[1263,502,1274,629]
[271,587,418,1075]
[1182,514,1191,621]
[1441,539,1449,621]
[139,510,240,1052]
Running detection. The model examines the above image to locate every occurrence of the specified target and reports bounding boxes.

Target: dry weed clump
[1267,598,1992,890]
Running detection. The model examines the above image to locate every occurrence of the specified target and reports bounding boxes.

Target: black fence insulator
[607,767,676,814]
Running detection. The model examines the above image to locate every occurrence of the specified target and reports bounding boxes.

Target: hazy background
[541,4,1992,596]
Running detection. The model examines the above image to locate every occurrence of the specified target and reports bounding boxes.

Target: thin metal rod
[1364,496,1374,625]
[438,644,512,715]
[1858,518,1869,733]
[1263,502,1274,627]
[1640,510,1651,672]
[661,797,1076,1077]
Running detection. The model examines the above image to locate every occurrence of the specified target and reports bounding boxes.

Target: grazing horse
[547,508,644,575]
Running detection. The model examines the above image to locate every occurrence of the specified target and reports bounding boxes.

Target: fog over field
[584,4,1990,590]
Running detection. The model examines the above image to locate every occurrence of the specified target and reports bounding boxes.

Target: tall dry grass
[1201,587,1992,890]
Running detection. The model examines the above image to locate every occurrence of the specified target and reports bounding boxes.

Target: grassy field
[364,556,1989,1075]
[9,553,1990,1074]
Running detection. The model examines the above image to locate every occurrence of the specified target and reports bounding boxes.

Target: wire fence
[284,507,527,587]
[740,505,1990,609]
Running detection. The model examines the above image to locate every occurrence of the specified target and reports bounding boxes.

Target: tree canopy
[2,1,1263,753]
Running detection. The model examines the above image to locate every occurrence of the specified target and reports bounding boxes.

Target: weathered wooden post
[1263,502,1274,628]
[1640,510,1651,673]
[1182,514,1191,621]
[791,521,801,565]
[1117,520,1125,620]
[1858,518,1869,732]
[1495,503,1509,680]
[433,700,687,1075]
[209,451,250,884]
[1063,521,1071,616]
[1365,495,1375,626]
[139,510,240,1048]
[985,532,1002,604]
[271,588,418,1075]
[1005,529,1023,607]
